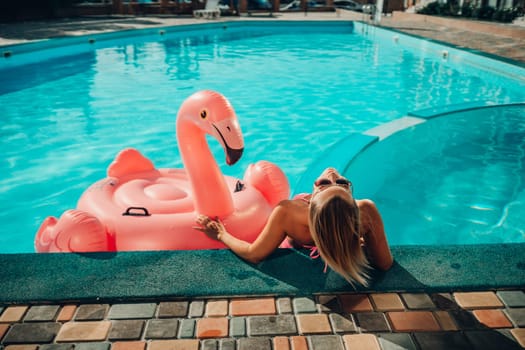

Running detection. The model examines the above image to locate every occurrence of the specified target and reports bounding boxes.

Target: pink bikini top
[282,192,326,271]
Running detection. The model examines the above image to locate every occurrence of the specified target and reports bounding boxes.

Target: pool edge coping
[1,243,524,304]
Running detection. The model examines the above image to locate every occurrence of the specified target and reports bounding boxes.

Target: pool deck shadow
[1,243,523,304]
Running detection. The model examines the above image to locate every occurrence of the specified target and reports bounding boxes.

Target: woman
[195,167,393,286]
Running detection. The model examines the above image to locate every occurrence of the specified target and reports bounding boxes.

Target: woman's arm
[357,199,393,271]
[195,201,292,264]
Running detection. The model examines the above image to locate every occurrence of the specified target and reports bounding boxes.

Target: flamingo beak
[226,147,243,165]
[211,121,244,166]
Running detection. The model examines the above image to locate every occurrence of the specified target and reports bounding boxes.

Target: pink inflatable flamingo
[35,91,290,253]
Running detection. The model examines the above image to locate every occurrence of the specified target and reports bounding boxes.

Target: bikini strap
[308,246,328,273]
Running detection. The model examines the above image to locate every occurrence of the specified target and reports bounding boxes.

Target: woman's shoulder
[277,198,307,211]
[356,199,378,211]
[292,193,312,203]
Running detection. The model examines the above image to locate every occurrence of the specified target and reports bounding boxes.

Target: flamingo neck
[176,120,234,217]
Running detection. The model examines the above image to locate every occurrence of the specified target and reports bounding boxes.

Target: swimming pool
[295,103,525,245]
[1,21,524,253]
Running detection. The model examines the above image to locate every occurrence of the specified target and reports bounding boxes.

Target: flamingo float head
[177,90,244,165]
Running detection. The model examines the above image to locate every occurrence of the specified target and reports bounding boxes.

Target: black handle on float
[122,207,151,216]
[234,180,245,193]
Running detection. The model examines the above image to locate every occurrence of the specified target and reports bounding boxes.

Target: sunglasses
[314,177,353,191]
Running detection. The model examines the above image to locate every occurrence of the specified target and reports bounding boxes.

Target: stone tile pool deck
[1,11,525,349]
[1,290,524,349]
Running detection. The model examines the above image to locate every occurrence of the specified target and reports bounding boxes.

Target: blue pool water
[345,104,525,246]
[1,21,524,253]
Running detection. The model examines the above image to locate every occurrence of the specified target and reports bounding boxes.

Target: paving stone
[369,293,404,311]
[495,329,521,344]
[196,318,228,339]
[0,306,28,323]
[433,311,458,331]
[56,306,77,322]
[430,293,458,310]
[316,295,342,313]
[355,312,390,332]
[472,309,512,328]
[329,313,356,333]
[290,336,308,350]
[2,346,37,350]
[144,319,178,339]
[308,335,344,350]
[1,344,38,350]
[73,342,111,350]
[292,297,317,314]
[149,339,199,350]
[219,338,236,350]
[230,298,276,316]
[497,291,525,307]
[24,305,60,322]
[158,301,188,318]
[505,308,525,327]
[202,339,218,350]
[107,320,145,340]
[276,298,292,314]
[3,323,61,344]
[387,311,440,332]
[111,341,145,350]
[247,315,297,336]
[229,317,246,337]
[188,301,205,318]
[108,303,156,319]
[342,334,380,350]
[273,336,290,350]
[377,333,417,350]
[0,324,9,339]
[401,293,435,309]
[238,337,271,350]
[464,330,522,350]
[296,314,331,334]
[413,332,471,350]
[56,321,111,342]
[449,308,486,330]
[338,294,373,312]
[178,318,196,338]
[75,304,109,321]
[454,292,503,309]
[206,300,228,317]
[38,344,74,350]
[511,328,525,348]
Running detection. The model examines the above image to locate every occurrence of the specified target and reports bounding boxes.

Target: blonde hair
[309,194,370,286]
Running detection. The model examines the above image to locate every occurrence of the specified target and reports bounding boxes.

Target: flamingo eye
[200,109,207,119]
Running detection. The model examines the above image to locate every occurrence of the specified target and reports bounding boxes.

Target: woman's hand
[194,215,225,241]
